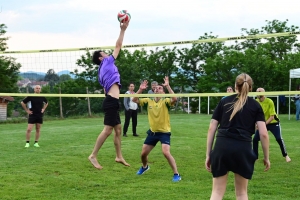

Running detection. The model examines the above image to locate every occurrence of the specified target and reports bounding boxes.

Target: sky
[1,0,300,72]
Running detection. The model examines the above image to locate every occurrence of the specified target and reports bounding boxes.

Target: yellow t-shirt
[256,97,279,123]
[139,98,173,133]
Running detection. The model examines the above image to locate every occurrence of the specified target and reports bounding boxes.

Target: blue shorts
[144,129,171,146]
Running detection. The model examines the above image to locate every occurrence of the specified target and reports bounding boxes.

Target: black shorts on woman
[102,95,121,127]
[210,128,257,180]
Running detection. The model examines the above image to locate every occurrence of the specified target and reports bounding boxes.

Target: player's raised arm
[132,80,148,104]
[112,21,129,59]
[162,76,177,103]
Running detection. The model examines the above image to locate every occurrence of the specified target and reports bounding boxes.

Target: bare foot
[285,155,291,163]
[115,157,130,166]
[88,155,103,169]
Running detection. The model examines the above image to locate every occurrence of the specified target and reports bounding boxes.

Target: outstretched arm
[132,80,148,104]
[112,21,129,59]
[162,76,177,104]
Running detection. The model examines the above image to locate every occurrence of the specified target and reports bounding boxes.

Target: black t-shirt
[22,96,48,116]
[212,94,265,134]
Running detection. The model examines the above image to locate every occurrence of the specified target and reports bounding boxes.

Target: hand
[27,110,33,115]
[263,158,271,171]
[120,21,129,31]
[41,109,45,113]
[139,80,148,90]
[205,157,211,172]
[162,76,169,87]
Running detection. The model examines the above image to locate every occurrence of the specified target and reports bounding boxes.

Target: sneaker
[172,174,181,182]
[123,134,128,137]
[136,165,150,175]
[25,143,30,148]
[34,143,40,147]
[133,134,139,137]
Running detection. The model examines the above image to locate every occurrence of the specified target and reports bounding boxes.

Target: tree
[0,24,9,52]
[59,74,72,83]
[240,19,300,91]
[0,24,21,116]
[44,69,59,92]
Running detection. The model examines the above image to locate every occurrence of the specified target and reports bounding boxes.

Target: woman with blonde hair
[205,73,270,200]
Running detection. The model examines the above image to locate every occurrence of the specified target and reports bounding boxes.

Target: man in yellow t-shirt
[253,87,291,162]
[132,76,181,182]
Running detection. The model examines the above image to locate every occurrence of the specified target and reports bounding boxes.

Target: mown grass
[0,114,299,200]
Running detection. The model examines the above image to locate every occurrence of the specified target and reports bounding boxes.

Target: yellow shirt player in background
[132,76,181,182]
[253,87,291,162]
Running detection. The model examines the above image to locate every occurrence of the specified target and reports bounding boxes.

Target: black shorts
[210,136,257,180]
[144,129,171,146]
[102,95,121,126]
[28,115,43,124]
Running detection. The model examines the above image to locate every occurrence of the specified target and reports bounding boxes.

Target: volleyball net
[0,31,299,97]
[0,31,300,117]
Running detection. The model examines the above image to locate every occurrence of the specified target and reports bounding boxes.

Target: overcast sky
[1,0,300,72]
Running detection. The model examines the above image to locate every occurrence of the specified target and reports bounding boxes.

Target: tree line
[1,19,300,117]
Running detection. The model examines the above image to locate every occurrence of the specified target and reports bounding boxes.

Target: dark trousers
[123,109,138,135]
[253,123,288,158]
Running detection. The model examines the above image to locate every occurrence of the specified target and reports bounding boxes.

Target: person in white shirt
[123,83,139,137]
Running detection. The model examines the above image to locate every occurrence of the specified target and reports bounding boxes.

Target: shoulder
[109,55,115,61]
[140,98,150,102]
[265,98,274,104]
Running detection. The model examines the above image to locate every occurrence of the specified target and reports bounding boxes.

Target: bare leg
[26,124,34,141]
[141,144,155,167]
[88,125,113,169]
[210,174,228,200]
[113,124,130,166]
[161,144,179,174]
[234,173,249,200]
[35,123,41,141]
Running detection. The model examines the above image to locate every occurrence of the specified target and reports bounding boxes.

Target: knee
[162,150,171,158]
[141,151,148,158]
[103,127,114,136]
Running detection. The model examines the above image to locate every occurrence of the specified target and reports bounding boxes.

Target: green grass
[0,114,299,200]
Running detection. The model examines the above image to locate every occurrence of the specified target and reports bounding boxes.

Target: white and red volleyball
[117,10,131,23]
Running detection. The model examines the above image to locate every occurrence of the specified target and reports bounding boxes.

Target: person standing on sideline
[294,85,300,120]
[132,76,181,182]
[221,86,235,99]
[88,21,130,170]
[205,73,270,200]
[147,81,158,94]
[123,82,139,137]
[21,85,48,148]
[253,87,291,163]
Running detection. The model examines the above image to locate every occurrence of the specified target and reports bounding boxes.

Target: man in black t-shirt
[21,85,48,148]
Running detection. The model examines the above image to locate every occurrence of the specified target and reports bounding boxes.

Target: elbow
[259,131,269,139]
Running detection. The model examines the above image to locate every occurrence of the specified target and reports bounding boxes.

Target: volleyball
[117,10,131,23]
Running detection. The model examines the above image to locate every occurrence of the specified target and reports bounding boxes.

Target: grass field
[0,114,299,200]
